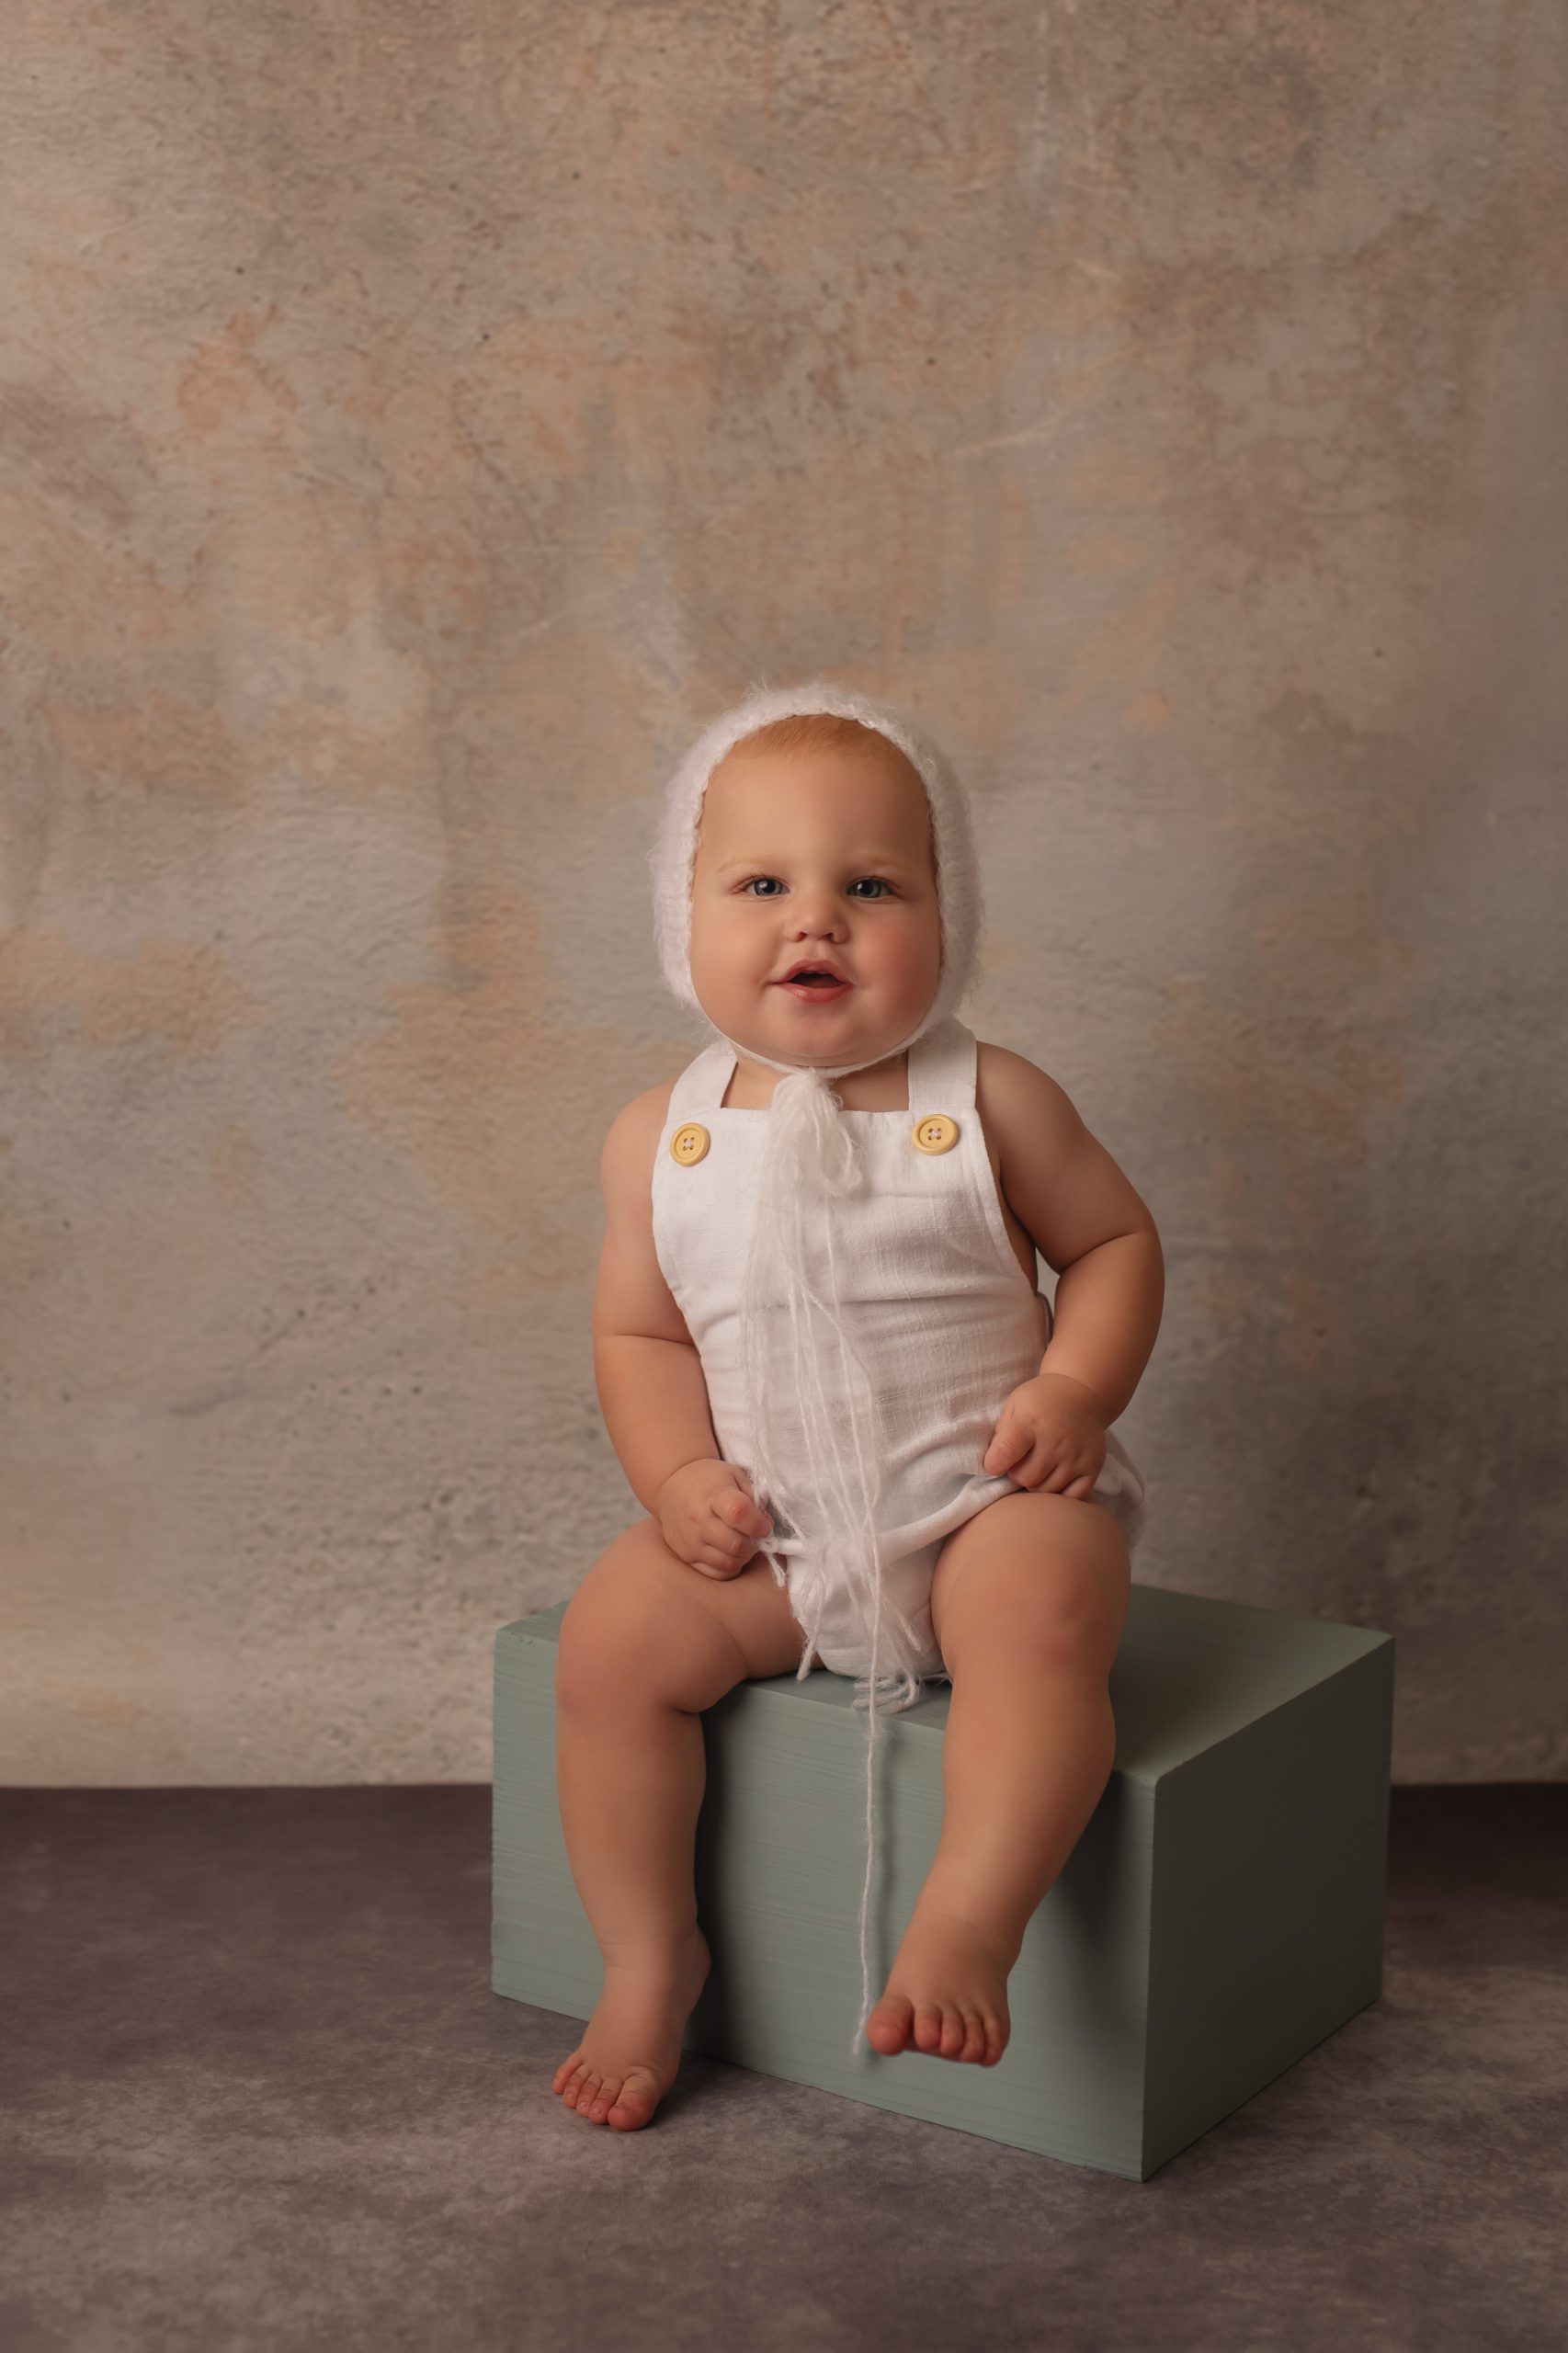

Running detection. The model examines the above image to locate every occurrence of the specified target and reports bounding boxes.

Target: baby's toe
[913,2006,944,2054]
[957,2012,987,2063]
[569,2069,603,2115]
[552,2050,585,2097]
[866,1994,915,2055]
[585,2075,621,2122]
[938,2008,968,2060]
[606,2066,662,2131]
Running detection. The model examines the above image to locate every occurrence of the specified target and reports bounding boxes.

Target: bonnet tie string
[648,675,988,2058]
[737,1061,929,2056]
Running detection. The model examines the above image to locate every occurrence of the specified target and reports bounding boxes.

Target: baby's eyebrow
[715,853,918,875]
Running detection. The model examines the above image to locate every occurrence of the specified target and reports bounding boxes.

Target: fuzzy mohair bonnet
[648,679,986,2057]
[650,677,984,1074]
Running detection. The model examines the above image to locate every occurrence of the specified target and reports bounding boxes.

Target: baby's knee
[556,1559,652,1700]
[555,1539,741,1712]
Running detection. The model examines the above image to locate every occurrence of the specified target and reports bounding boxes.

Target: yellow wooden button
[911,1111,960,1154]
[670,1121,710,1165]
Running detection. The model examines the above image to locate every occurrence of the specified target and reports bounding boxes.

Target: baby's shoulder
[973,1037,1066,1104]
[972,1039,1081,1152]
[599,1079,678,1215]
[973,1037,1040,1085]
[618,1075,678,1126]
[970,1040,1068,1091]
[605,1081,676,1154]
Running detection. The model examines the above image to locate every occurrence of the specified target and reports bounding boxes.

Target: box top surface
[499,1583,1391,1782]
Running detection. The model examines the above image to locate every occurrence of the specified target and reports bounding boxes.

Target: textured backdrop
[2,3,1563,1782]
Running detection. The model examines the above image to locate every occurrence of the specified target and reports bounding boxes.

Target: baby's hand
[982,1372,1109,1502]
[655,1459,775,1580]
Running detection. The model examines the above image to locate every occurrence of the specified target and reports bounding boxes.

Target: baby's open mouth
[776,968,853,999]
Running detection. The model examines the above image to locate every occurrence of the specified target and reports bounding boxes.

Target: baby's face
[688,735,942,1070]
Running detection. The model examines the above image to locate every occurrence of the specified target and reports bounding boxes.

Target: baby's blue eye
[739,876,893,899]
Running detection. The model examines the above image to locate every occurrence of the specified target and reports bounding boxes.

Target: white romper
[652,1012,1147,1678]
[650,1013,1149,2052]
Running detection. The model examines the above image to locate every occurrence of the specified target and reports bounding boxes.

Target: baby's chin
[699,986,937,1067]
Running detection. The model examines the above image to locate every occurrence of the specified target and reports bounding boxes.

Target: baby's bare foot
[551,1927,710,2131]
[866,1905,1011,2065]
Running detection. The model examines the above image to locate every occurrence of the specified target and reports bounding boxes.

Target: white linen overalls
[650,1014,1148,2046]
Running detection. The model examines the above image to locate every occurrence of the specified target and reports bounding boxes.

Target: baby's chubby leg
[867,1491,1131,2067]
[551,1518,806,2130]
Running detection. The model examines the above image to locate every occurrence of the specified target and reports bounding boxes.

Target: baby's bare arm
[594,1092,774,1575]
[594,1090,723,1514]
[977,1042,1165,1424]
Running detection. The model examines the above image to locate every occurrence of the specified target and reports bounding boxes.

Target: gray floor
[3,1786,1562,2353]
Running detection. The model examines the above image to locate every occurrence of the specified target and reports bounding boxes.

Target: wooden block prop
[494,1585,1393,2177]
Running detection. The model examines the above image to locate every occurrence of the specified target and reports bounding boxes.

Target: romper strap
[666,1038,735,1122]
[667,1020,975,1122]
[907,1015,977,1114]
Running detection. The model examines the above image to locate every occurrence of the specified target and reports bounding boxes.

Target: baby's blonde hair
[717,711,933,864]
[723,710,900,767]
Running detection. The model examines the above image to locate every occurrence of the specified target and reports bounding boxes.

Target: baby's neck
[723,1046,911,1113]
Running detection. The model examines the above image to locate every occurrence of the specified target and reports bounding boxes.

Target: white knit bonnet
[648,678,985,2057]
[651,677,983,1070]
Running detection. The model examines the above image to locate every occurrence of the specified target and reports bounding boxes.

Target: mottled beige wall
[3,5,1563,1784]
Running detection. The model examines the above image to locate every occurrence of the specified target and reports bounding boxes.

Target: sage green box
[493,1585,1393,2178]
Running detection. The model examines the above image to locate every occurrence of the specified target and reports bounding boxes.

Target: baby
[552,682,1163,2131]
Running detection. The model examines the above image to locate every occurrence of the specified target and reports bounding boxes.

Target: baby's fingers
[1013,1438,1090,1493]
[1041,1452,1101,1497]
[682,1518,745,1577]
[692,1510,757,1575]
[996,1433,1051,1489]
[716,1490,773,1542]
